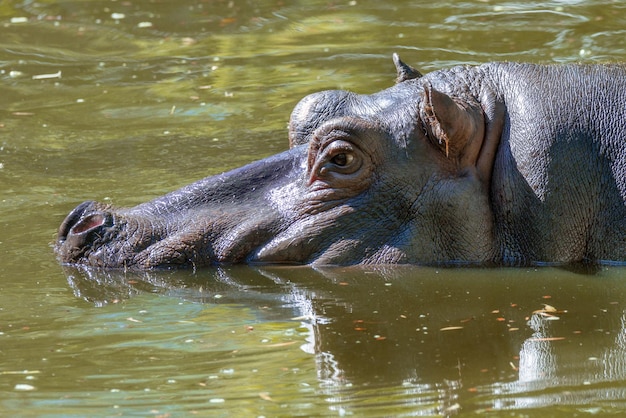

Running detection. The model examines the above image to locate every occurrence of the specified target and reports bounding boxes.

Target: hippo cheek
[253,207,355,264]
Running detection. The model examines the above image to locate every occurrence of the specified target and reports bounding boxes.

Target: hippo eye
[323,141,360,174]
[330,152,354,167]
[307,138,364,186]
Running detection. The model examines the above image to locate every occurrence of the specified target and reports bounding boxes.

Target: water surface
[2,0,626,416]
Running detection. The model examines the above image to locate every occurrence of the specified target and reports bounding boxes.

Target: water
[1,0,626,415]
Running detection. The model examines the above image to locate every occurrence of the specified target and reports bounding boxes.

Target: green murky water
[2,0,626,416]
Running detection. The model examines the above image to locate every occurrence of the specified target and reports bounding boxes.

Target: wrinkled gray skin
[56,54,626,269]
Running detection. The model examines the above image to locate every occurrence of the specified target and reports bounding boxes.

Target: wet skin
[56,55,626,269]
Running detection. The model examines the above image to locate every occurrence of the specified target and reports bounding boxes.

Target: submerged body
[56,56,626,268]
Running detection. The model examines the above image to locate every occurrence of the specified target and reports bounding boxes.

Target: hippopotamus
[55,54,626,269]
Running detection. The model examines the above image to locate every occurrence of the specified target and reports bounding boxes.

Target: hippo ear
[393,53,423,83]
[418,82,483,160]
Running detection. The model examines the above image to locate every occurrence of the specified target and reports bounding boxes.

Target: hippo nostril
[71,213,106,234]
[56,201,112,262]
[57,201,96,242]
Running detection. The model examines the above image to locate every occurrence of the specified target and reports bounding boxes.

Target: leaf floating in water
[528,337,566,342]
[14,384,35,391]
[440,326,464,331]
[543,304,557,312]
[259,392,273,401]
[532,303,565,318]
[2,370,41,375]
[209,398,225,404]
[220,17,237,26]
[32,71,62,80]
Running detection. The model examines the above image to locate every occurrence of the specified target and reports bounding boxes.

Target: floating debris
[440,326,464,331]
[2,370,41,375]
[259,392,273,401]
[528,337,566,342]
[32,71,62,80]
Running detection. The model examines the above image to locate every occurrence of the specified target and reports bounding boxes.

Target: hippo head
[56,55,502,269]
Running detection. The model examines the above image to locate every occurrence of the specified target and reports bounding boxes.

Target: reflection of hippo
[56,55,626,268]
[64,265,626,413]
